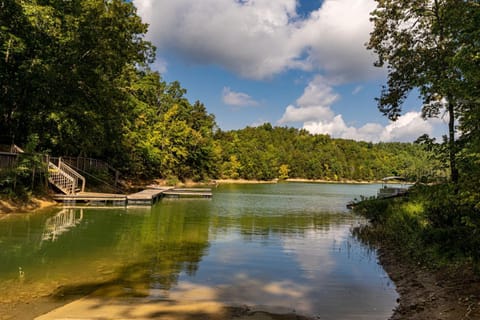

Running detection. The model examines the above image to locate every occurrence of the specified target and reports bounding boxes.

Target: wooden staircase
[9,145,86,195]
[48,158,86,195]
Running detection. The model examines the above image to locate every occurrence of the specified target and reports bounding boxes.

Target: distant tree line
[214,124,443,182]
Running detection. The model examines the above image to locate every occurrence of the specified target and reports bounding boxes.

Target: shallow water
[0,183,398,319]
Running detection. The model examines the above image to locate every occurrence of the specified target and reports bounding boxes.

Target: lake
[0,183,398,319]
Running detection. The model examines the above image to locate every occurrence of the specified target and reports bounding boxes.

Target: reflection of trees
[211,212,349,240]
[0,208,63,273]
[113,203,211,295]
[0,204,211,302]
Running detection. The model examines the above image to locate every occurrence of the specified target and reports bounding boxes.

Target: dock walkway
[127,187,173,205]
[52,192,127,204]
[163,188,213,198]
[53,187,212,205]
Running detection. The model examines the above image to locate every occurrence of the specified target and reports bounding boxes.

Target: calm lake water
[0,183,398,319]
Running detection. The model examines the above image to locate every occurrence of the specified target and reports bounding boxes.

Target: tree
[0,0,154,156]
[278,164,289,180]
[367,0,474,183]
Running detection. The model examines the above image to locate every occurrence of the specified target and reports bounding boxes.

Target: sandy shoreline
[377,246,480,319]
[34,298,313,320]
[0,197,58,215]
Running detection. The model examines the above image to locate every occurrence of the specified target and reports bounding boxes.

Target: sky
[132,0,448,143]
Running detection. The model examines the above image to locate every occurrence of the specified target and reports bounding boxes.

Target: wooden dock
[53,192,127,205]
[127,187,173,205]
[163,188,213,198]
[53,187,212,205]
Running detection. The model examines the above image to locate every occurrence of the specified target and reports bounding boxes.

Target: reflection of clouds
[169,274,310,314]
[196,218,398,318]
[282,225,351,279]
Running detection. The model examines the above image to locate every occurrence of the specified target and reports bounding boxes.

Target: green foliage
[367,0,480,183]
[0,0,217,183]
[214,125,442,182]
[1,0,154,156]
[119,68,218,180]
[0,134,48,199]
[355,183,480,268]
[278,164,290,180]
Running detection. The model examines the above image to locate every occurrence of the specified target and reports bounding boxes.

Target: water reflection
[0,183,397,320]
[42,208,83,242]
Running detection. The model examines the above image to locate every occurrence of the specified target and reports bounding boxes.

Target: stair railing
[58,158,86,193]
[48,161,76,194]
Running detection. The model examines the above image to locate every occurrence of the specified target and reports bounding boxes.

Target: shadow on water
[0,203,213,319]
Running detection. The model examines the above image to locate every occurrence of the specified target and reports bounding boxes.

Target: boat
[346,176,410,209]
[377,176,408,198]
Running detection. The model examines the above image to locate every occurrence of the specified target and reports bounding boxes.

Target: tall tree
[367,0,474,183]
[0,0,154,155]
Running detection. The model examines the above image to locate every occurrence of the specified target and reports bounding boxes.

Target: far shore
[0,178,395,215]
[212,178,385,185]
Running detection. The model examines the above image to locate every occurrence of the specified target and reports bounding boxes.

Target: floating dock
[163,188,213,198]
[52,192,127,205]
[53,187,212,205]
[127,187,173,205]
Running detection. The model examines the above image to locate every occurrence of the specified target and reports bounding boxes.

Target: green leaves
[214,125,437,182]
[368,0,480,183]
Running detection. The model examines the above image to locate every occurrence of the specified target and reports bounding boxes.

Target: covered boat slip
[53,187,213,205]
[377,176,409,199]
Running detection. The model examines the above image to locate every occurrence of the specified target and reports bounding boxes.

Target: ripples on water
[0,183,397,319]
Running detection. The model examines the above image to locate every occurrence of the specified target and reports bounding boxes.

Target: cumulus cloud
[304,112,441,143]
[222,87,259,107]
[133,0,380,81]
[279,76,337,124]
[280,77,444,142]
[298,0,381,82]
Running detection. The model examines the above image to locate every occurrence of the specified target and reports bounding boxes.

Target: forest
[0,0,477,190]
[0,0,444,189]
[214,124,442,182]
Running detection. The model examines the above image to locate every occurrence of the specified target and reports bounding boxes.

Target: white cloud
[352,86,363,95]
[222,87,259,107]
[299,0,381,82]
[279,75,337,124]
[280,77,445,142]
[304,111,443,143]
[279,105,333,124]
[133,0,380,81]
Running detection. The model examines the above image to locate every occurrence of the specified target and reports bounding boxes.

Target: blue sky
[133,0,448,142]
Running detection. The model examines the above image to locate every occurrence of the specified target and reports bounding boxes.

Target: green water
[0,183,397,319]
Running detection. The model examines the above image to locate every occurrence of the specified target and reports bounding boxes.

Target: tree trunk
[448,101,459,184]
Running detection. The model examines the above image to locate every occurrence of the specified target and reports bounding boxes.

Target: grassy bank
[353,183,480,267]
[352,183,480,319]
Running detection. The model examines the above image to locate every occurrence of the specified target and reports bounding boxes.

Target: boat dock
[163,188,213,198]
[52,192,128,205]
[127,187,173,205]
[53,187,212,205]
